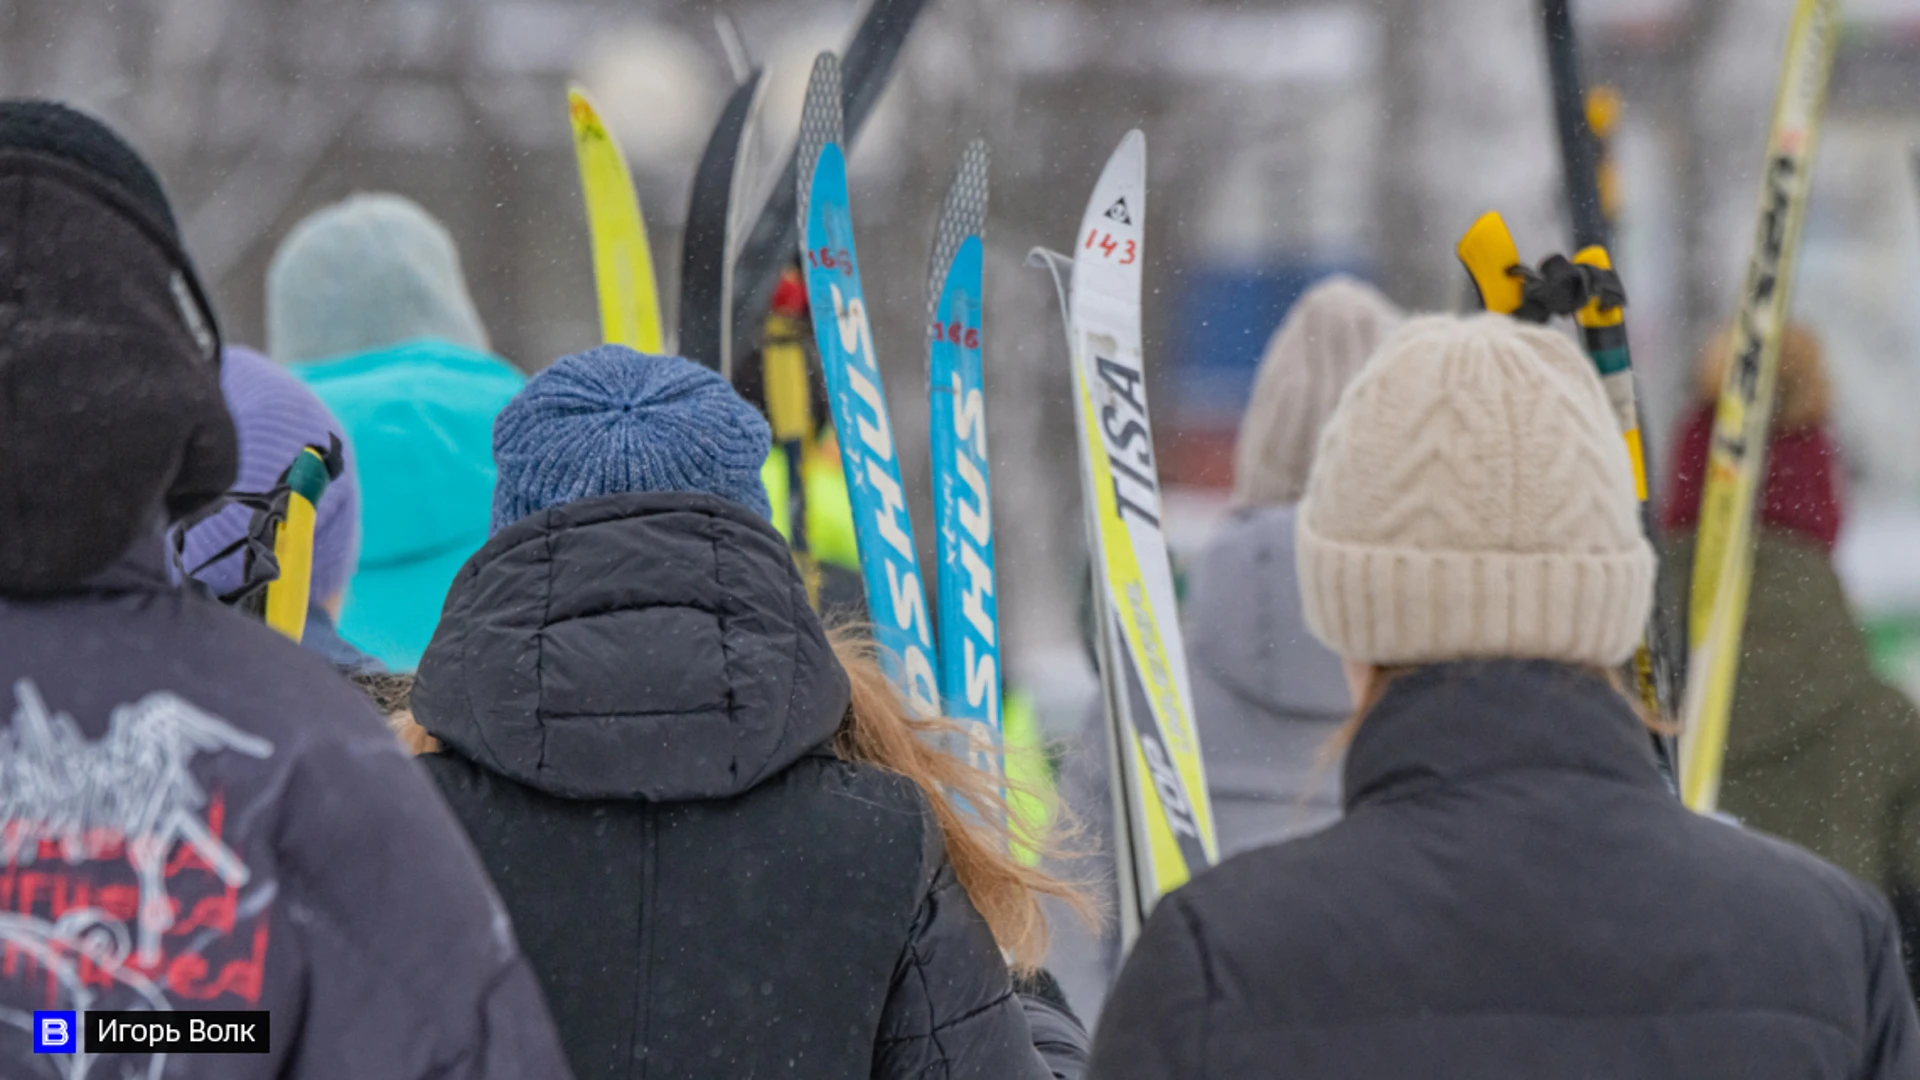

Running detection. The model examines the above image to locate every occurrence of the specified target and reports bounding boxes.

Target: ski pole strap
[1510,254,1626,326]
[169,436,344,633]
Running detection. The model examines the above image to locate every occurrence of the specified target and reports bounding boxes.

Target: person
[176,345,380,674]
[0,101,571,1078]
[1189,274,1401,855]
[1088,314,1919,1078]
[267,192,525,670]
[1662,322,1920,996]
[408,344,1094,1079]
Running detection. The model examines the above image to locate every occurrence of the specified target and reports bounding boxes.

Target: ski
[1030,132,1217,946]
[796,53,939,716]
[731,0,933,364]
[926,139,1000,766]
[1681,0,1841,813]
[568,86,665,353]
[680,70,766,376]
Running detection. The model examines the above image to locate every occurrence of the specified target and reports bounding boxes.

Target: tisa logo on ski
[1090,335,1158,529]
[1104,198,1132,226]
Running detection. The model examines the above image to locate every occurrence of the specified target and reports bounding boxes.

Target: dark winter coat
[0,533,573,1080]
[1089,661,1920,1079]
[412,492,1074,1080]
[1664,528,1920,996]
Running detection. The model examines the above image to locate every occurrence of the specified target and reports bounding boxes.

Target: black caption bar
[87,1010,271,1054]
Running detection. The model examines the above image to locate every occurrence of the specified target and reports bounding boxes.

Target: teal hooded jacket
[293,339,524,669]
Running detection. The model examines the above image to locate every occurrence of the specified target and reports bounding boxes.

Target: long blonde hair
[829,630,1096,970]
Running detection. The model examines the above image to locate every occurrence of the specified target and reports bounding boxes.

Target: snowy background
[7,0,1920,705]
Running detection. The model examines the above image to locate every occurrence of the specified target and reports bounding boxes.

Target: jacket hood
[290,338,523,568]
[1345,660,1662,811]
[0,150,236,594]
[1186,504,1350,719]
[412,491,850,801]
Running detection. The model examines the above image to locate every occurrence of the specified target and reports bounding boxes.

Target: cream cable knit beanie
[1296,313,1655,667]
[1233,275,1403,508]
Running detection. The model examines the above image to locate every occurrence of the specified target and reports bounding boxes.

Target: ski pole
[263,441,343,644]
[1456,214,1674,748]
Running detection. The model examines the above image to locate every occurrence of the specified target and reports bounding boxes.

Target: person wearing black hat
[0,101,572,1080]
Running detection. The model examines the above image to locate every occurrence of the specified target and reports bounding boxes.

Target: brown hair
[351,672,438,755]
[829,630,1096,970]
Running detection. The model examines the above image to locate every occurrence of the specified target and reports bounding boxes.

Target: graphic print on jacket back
[1,679,275,1078]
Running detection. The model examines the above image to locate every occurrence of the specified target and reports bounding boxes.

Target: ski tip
[807,50,843,98]
[566,84,599,126]
[796,51,846,229]
[1088,132,1146,224]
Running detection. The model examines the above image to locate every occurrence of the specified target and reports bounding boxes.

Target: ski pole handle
[263,445,336,643]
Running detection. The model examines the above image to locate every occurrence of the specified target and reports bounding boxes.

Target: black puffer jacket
[413,492,1075,1080]
[1089,661,1920,1079]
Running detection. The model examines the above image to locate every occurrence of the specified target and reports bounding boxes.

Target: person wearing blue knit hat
[268,192,524,670]
[405,344,1092,1080]
[490,344,771,532]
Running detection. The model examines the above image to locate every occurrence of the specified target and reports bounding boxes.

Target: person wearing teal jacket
[268,192,525,670]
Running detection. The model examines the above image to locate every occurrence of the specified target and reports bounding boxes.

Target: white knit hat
[1295,313,1654,667]
[1233,275,1402,508]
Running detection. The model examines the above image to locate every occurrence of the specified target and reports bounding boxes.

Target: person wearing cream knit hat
[1089,314,1919,1080]
[1296,312,1654,671]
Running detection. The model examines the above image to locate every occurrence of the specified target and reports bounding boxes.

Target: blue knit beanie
[492,346,772,531]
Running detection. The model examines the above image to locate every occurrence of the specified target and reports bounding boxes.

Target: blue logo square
[33,1011,76,1053]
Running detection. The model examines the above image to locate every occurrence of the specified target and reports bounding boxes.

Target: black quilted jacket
[413,492,1073,1080]
[1090,661,1920,1079]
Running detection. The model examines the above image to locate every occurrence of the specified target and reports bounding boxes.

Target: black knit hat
[0,102,236,594]
[0,100,178,237]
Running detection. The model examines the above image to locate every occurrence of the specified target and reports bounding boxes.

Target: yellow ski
[1680,0,1841,813]
[568,85,664,352]
[1032,132,1217,948]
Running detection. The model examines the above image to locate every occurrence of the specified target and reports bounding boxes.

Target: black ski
[727,0,933,362]
[680,70,766,377]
